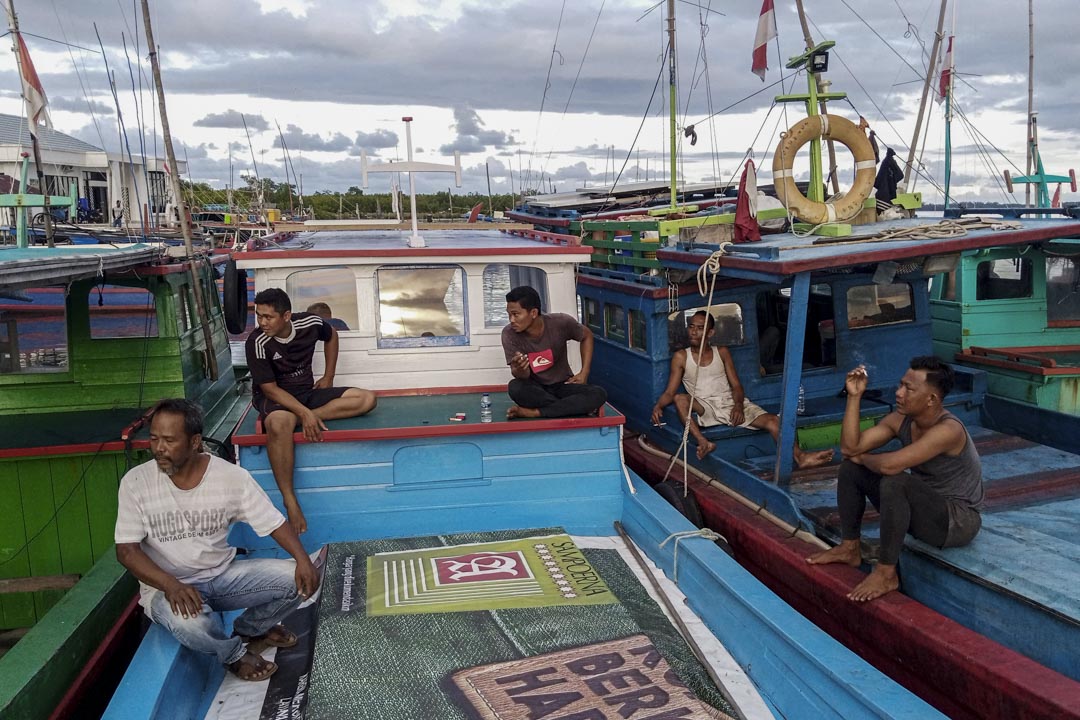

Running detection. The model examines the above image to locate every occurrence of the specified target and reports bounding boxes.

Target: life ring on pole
[772,114,877,225]
[223,257,249,334]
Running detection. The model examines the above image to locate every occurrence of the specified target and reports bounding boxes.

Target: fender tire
[653,479,705,529]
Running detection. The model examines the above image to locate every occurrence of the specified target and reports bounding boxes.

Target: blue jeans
[147,557,301,665]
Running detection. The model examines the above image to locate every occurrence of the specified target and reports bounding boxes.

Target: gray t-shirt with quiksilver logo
[501,313,585,386]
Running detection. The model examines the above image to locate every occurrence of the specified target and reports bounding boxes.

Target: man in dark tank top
[806,356,984,602]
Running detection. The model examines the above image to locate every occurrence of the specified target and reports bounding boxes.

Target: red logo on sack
[528,349,555,373]
[433,551,531,584]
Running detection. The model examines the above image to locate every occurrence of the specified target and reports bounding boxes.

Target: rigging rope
[660,246,731,498]
[522,0,568,195]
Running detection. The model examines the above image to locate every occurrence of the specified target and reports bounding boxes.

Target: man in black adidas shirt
[246,288,376,534]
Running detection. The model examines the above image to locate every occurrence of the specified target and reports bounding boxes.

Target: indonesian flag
[751,0,777,81]
[1052,184,1062,208]
[15,34,50,137]
[163,161,171,175]
[937,35,954,103]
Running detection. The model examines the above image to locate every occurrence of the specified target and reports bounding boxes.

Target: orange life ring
[772,114,877,225]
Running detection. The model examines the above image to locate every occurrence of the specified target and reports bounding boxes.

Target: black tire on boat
[653,479,705,529]
[223,258,248,334]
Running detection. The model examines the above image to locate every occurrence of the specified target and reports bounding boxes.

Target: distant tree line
[180,177,523,219]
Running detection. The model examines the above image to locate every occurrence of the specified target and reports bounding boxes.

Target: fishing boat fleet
[2,1,1080,719]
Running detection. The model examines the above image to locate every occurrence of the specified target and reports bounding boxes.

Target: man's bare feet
[847,564,899,602]
[795,448,835,469]
[506,405,541,419]
[283,497,307,535]
[695,440,716,460]
[806,538,861,567]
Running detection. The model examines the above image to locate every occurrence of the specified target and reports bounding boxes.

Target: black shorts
[254,387,350,420]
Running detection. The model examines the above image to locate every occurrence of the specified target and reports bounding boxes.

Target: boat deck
[657,217,1080,279]
[736,424,1080,680]
[0,408,148,457]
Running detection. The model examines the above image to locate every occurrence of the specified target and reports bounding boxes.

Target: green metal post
[16,154,28,249]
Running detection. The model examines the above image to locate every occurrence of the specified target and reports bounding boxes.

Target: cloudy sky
[6,0,1079,204]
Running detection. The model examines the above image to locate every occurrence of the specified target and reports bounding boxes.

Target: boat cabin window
[482,265,548,328]
[668,304,743,353]
[89,285,159,339]
[581,297,602,334]
[757,287,836,374]
[1047,257,1080,326]
[286,267,358,332]
[376,265,467,347]
[605,304,627,342]
[975,258,1033,301]
[847,283,915,328]
[629,309,647,350]
[0,288,68,374]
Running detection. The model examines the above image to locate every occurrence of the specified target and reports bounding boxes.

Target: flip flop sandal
[239,624,298,648]
[227,652,278,682]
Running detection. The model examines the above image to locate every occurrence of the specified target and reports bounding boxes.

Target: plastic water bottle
[480,393,493,423]
[797,384,806,415]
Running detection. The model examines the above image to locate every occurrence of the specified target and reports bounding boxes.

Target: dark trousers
[837,460,950,566]
[508,378,607,418]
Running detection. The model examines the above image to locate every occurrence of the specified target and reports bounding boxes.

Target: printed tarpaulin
[366,533,616,615]
[305,528,735,720]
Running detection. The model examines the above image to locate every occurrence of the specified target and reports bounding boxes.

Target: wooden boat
[0,241,244,720]
[100,224,945,720]
[572,211,1080,719]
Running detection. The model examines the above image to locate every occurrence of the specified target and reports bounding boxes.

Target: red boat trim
[0,439,150,460]
[238,247,592,260]
[47,594,142,720]
[657,222,1080,276]
[234,394,617,446]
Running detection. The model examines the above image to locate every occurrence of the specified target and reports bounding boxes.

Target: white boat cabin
[235,228,591,390]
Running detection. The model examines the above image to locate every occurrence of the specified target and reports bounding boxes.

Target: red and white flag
[751,0,778,81]
[14,33,50,137]
[937,35,954,103]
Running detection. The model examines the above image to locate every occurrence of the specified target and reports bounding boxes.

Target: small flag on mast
[751,0,778,81]
[1052,184,1062,208]
[937,36,955,103]
[13,32,51,138]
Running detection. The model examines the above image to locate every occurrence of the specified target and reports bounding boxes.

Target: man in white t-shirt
[115,398,320,682]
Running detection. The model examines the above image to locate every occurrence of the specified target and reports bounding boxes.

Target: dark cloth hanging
[734,159,761,243]
[874,147,905,205]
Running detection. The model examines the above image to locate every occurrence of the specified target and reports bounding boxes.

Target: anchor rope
[659,528,726,582]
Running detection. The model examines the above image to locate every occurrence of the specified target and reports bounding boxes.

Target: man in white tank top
[652,311,834,466]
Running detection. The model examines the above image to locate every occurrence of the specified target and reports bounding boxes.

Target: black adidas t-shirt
[246,312,333,400]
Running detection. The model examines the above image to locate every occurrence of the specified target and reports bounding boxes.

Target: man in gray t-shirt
[501,286,606,419]
[115,399,320,683]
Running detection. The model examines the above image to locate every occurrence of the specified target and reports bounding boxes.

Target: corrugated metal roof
[0,114,103,154]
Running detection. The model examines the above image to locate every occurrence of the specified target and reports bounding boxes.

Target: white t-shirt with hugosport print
[114,454,286,607]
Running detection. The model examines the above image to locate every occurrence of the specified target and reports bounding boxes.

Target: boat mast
[139,0,219,380]
[666,0,677,211]
[793,0,840,195]
[5,0,54,247]
[942,2,957,211]
[903,0,949,194]
[1025,0,1034,206]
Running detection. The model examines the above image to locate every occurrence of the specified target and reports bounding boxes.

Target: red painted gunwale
[625,438,1080,720]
